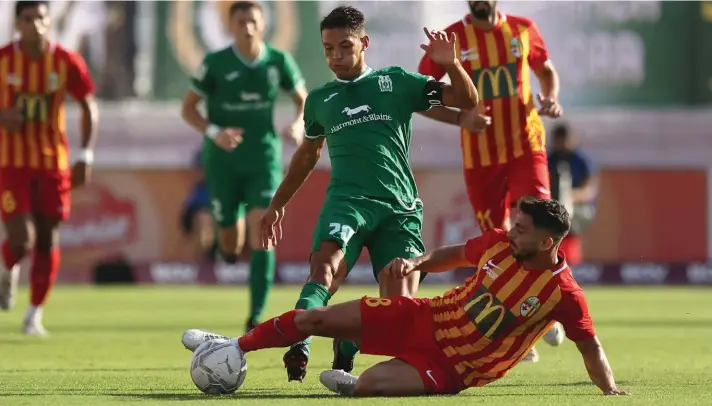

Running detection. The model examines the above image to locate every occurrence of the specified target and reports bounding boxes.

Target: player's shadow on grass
[113,391,336,401]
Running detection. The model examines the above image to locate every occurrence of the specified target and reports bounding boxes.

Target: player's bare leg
[216,218,245,264]
[285,241,348,382]
[245,207,276,332]
[23,214,61,336]
[321,358,426,397]
[0,214,34,311]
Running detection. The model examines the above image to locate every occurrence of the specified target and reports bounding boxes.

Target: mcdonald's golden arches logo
[474,64,518,100]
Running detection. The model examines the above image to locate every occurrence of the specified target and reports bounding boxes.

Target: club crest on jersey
[510,38,523,59]
[48,73,58,91]
[268,66,280,88]
[378,75,392,92]
[520,296,541,317]
[342,104,371,117]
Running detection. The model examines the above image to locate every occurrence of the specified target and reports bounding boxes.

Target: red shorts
[464,152,551,231]
[359,296,462,394]
[0,168,71,221]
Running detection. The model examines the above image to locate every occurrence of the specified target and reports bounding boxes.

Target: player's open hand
[214,128,243,151]
[0,107,23,133]
[537,94,563,118]
[260,205,285,249]
[382,257,417,279]
[459,101,491,133]
[420,27,458,66]
[282,121,304,146]
[604,389,629,396]
[71,161,91,189]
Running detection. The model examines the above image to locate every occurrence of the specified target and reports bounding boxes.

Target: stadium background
[1,0,711,286]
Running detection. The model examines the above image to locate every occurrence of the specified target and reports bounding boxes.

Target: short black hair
[229,1,262,17]
[15,1,48,17]
[320,6,365,34]
[517,197,570,242]
[552,123,570,140]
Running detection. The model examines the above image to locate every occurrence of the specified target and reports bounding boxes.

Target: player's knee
[294,308,328,335]
[308,248,342,289]
[220,251,239,264]
[353,372,388,396]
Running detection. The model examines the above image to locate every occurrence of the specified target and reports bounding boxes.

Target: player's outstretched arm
[420,28,478,109]
[269,137,325,210]
[575,337,628,395]
[383,244,470,279]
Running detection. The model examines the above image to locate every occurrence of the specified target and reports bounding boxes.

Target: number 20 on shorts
[329,222,355,244]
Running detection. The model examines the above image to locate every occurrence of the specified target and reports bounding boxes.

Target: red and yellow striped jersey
[428,230,596,389]
[0,41,95,172]
[418,13,549,168]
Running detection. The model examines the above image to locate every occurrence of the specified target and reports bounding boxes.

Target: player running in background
[0,0,98,335]
[418,0,564,363]
[258,6,481,382]
[183,198,627,397]
[181,1,307,332]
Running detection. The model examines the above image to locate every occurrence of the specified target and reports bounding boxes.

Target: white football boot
[543,322,565,346]
[23,306,48,336]
[522,346,539,363]
[182,329,230,352]
[0,264,20,311]
[319,369,358,396]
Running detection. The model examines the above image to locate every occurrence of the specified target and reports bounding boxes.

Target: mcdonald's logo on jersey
[15,93,49,122]
[462,285,517,339]
[472,63,518,100]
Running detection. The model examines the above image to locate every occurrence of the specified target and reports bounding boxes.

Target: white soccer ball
[190,339,247,395]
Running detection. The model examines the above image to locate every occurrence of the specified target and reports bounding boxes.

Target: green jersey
[304,66,442,207]
[191,44,304,171]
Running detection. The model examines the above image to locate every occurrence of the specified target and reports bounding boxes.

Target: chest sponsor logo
[472,63,518,100]
[225,71,240,81]
[240,91,261,101]
[462,284,517,339]
[330,104,392,134]
[342,104,371,117]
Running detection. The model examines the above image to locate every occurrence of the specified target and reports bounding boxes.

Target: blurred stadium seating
[2,1,710,286]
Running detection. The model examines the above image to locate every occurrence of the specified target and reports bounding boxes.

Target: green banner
[693,1,712,105]
[510,1,696,107]
[152,0,332,100]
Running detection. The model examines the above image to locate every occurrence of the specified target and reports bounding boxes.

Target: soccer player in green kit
[180,1,307,332]
[260,6,482,382]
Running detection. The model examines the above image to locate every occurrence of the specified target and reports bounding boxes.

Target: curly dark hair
[15,1,48,17]
[320,6,365,34]
[517,197,571,242]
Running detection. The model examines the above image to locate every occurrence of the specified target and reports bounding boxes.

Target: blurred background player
[179,147,217,262]
[548,123,598,266]
[259,6,481,382]
[180,1,307,332]
[184,198,626,397]
[417,0,564,363]
[0,0,98,335]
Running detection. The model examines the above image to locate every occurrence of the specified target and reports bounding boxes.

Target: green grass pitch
[0,285,711,405]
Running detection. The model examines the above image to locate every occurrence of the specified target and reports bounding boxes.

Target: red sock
[1,241,20,270]
[238,309,307,352]
[30,248,60,307]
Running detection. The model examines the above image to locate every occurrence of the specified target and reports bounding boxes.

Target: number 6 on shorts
[329,222,355,244]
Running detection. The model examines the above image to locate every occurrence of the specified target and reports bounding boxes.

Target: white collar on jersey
[334,66,373,83]
[231,42,266,68]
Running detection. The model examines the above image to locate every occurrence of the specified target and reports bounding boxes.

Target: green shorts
[311,196,426,281]
[203,166,282,228]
